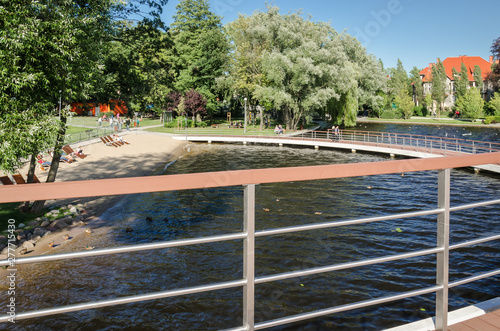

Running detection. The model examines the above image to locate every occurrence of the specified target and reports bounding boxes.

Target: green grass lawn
[66,126,91,134]
[0,203,48,235]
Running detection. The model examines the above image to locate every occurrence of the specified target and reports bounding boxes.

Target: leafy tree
[409,67,423,106]
[224,11,272,129]
[473,65,484,92]
[166,91,183,114]
[0,0,167,212]
[431,59,447,115]
[394,89,414,120]
[184,89,207,118]
[424,93,434,114]
[488,37,500,91]
[487,92,500,116]
[170,0,230,118]
[454,62,469,99]
[387,59,409,98]
[456,87,484,122]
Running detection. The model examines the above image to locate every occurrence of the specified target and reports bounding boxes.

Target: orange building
[70,100,128,116]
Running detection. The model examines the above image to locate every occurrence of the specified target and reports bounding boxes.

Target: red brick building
[419,56,496,109]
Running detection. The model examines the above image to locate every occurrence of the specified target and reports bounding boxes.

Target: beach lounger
[0,176,14,185]
[100,136,116,147]
[103,136,120,147]
[105,135,123,147]
[63,145,87,159]
[12,174,26,184]
[27,174,41,183]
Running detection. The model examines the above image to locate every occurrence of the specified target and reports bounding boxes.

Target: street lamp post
[58,90,62,120]
[244,97,247,133]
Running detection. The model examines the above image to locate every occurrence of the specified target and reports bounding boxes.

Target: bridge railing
[173,128,500,155]
[1,153,500,330]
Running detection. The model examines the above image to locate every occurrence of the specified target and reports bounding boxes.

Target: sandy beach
[0,131,186,264]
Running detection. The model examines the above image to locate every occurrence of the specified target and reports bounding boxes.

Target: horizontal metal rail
[0,232,247,267]
[1,151,500,330]
[252,286,444,330]
[255,247,443,284]
[255,208,443,237]
[0,280,247,323]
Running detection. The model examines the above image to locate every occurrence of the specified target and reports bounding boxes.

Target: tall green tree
[170,0,230,117]
[456,87,484,122]
[473,65,484,92]
[223,11,272,129]
[409,67,423,106]
[488,36,500,91]
[387,59,409,98]
[254,8,352,130]
[394,89,414,120]
[0,0,167,212]
[454,62,469,99]
[431,59,447,115]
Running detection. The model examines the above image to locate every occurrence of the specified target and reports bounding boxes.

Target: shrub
[413,106,424,117]
[484,116,500,125]
[381,110,397,119]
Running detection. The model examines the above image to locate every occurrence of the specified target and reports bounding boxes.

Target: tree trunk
[30,115,67,213]
[259,106,263,131]
[22,154,38,211]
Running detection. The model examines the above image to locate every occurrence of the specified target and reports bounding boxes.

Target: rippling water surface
[2,126,500,330]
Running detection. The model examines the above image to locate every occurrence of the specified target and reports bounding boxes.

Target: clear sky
[160,0,498,72]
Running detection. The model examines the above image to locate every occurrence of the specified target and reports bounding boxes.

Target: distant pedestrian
[98,117,102,127]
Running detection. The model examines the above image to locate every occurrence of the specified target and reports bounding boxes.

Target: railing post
[243,184,256,330]
[435,169,450,331]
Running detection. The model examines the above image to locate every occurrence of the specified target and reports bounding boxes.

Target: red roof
[419,56,493,82]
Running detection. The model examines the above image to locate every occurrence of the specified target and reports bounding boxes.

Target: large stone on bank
[22,241,35,250]
[69,206,79,214]
[33,227,47,237]
[30,236,41,243]
[28,221,40,227]
[50,219,69,230]
[40,220,50,227]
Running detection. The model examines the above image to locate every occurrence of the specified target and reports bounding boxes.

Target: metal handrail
[1,152,500,330]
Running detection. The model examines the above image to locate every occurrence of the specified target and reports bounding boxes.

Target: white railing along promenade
[1,152,500,330]
[172,128,500,156]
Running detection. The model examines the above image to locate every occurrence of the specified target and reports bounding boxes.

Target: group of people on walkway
[98,114,141,131]
[332,125,340,140]
[274,124,285,135]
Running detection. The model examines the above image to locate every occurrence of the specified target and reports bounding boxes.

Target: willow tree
[253,7,354,130]
[223,11,272,129]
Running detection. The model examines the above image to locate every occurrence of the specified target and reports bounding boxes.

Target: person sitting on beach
[37,155,51,170]
[49,150,74,163]
[76,146,84,156]
[118,136,128,144]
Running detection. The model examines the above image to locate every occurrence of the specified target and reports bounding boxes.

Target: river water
[2,123,500,330]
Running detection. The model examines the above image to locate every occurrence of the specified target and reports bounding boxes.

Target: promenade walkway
[172,128,500,174]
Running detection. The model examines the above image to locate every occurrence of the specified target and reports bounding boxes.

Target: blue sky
[160,0,498,72]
